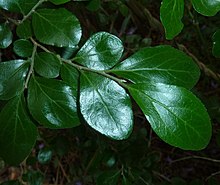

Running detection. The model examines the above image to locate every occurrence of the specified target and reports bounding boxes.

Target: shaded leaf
[0,94,38,165]
[128,83,211,150]
[0,60,29,100]
[13,39,33,57]
[0,23,12,49]
[49,0,70,5]
[23,170,44,185]
[32,8,82,47]
[76,32,124,70]
[80,72,133,140]
[16,20,33,39]
[96,170,120,185]
[28,77,80,128]
[212,29,220,58]
[0,180,21,185]
[37,148,52,164]
[112,45,200,89]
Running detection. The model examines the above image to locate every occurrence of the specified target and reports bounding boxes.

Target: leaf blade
[0,23,13,49]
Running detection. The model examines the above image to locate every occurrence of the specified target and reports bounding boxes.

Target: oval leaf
[112,45,200,89]
[192,0,220,16]
[0,60,29,100]
[16,20,33,39]
[0,23,12,49]
[32,8,82,47]
[160,0,184,40]
[28,77,80,128]
[0,94,38,165]
[49,0,70,5]
[13,39,33,57]
[212,29,220,58]
[76,32,124,70]
[34,52,61,78]
[80,72,133,140]
[128,83,211,150]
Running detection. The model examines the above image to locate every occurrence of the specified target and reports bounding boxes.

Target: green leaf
[13,39,33,58]
[76,32,124,70]
[0,0,38,15]
[49,0,70,5]
[32,8,82,47]
[23,170,44,185]
[86,0,101,11]
[34,52,61,78]
[160,0,184,40]
[128,83,211,150]
[16,20,33,39]
[1,180,21,185]
[0,23,12,49]
[80,72,133,140]
[37,148,52,164]
[112,45,200,89]
[192,0,220,16]
[0,94,38,165]
[28,77,80,129]
[96,170,120,185]
[0,60,29,100]
[212,29,220,58]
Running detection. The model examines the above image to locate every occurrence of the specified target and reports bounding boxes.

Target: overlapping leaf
[80,72,133,140]
[128,83,211,150]
[112,45,200,89]
[212,29,220,58]
[0,23,12,49]
[16,20,33,39]
[32,8,82,47]
[0,94,38,165]
[76,32,124,70]
[49,0,70,5]
[28,77,80,128]
[13,39,33,58]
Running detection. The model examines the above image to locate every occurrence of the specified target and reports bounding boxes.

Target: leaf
[80,72,133,140]
[34,52,61,78]
[160,0,184,40]
[28,77,80,128]
[0,23,12,49]
[37,148,52,164]
[49,0,70,5]
[128,83,211,150]
[76,32,124,70]
[0,0,38,15]
[112,45,200,89]
[192,0,220,16]
[1,180,21,185]
[96,170,120,185]
[0,60,29,100]
[23,170,44,185]
[13,39,33,58]
[0,94,38,165]
[212,29,220,58]
[32,8,82,47]
[16,20,33,39]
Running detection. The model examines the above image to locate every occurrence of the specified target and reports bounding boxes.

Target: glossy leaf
[16,20,33,39]
[28,77,80,129]
[76,32,124,70]
[0,23,12,49]
[49,0,70,5]
[32,8,82,47]
[34,52,61,78]
[13,39,33,57]
[192,0,220,16]
[160,0,184,40]
[212,29,220,58]
[23,170,44,185]
[0,0,38,14]
[80,72,133,140]
[112,45,200,89]
[37,148,52,164]
[0,60,29,100]
[0,95,38,165]
[128,83,211,150]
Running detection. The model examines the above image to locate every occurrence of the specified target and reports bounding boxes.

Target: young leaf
[80,72,133,140]
[76,32,124,70]
[111,45,200,89]
[49,0,70,5]
[212,29,220,58]
[128,83,211,150]
[28,77,80,129]
[0,60,29,100]
[13,39,33,58]
[0,94,38,165]
[16,20,33,39]
[192,0,220,16]
[32,8,82,47]
[34,52,61,78]
[0,23,13,49]
[160,0,184,40]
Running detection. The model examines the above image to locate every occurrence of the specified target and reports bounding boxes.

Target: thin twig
[171,155,220,164]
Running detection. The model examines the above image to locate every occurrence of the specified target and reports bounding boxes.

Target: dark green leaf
[49,0,70,5]
[32,8,82,47]
[16,20,33,39]
[0,60,29,100]
[34,52,61,78]
[171,177,187,185]
[80,72,133,140]
[86,0,101,11]
[76,32,124,70]
[37,148,52,164]
[28,77,80,128]
[0,180,21,185]
[13,39,33,57]
[23,170,44,185]
[212,29,220,58]
[112,45,200,89]
[97,170,120,185]
[192,0,220,16]
[0,94,38,165]
[128,83,211,150]
[0,23,12,49]
[160,0,184,40]
[0,0,38,14]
